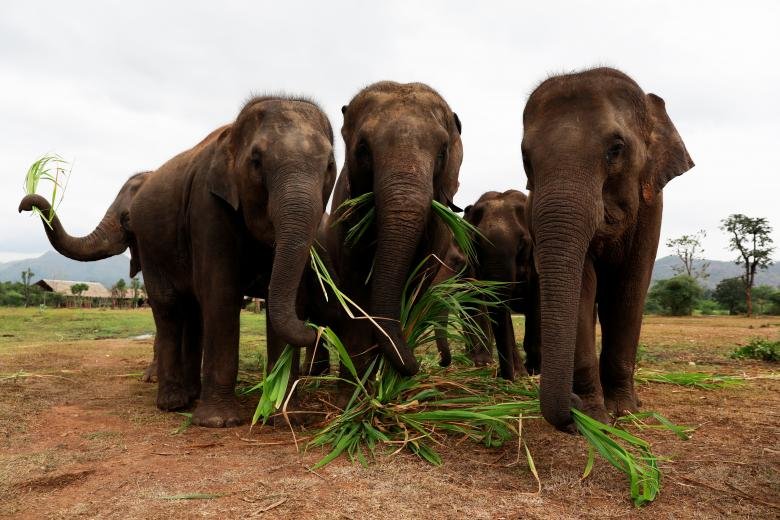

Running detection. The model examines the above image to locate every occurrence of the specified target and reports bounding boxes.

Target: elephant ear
[642,93,695,204]
[206,131,240,211]
[436,112,464,209]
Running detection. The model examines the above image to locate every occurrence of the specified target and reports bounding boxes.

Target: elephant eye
[606,141,625,163]
[437,144,448,162]
[249,149,262,169]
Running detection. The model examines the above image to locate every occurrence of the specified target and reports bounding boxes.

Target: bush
[697,299,722,315]
[713,277,746,315]
[731,339,779,362]
[647,275,703,316]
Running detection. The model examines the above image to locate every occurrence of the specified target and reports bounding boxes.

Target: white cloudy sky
[1,1,778,262]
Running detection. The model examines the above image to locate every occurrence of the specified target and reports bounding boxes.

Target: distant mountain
[652,255,780,289]
[2,251,776,291]
[0,250,138,287]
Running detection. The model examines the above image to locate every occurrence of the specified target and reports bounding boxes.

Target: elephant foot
[141,361,158,383]
[512,351,528,378]
[523,356,541,376]
[603,390,640,418]
[156,382,195,411]
[578,393,611,425]
[192,397,242,428]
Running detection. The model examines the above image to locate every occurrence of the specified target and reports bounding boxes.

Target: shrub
[647,275,703,316]
[697,299,722,315]
[731,339,779,362]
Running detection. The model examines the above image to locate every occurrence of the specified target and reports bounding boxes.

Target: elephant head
[208,97,336,349]
[340,82,463,375]
[521,68,694,430]
[465,190,532,289]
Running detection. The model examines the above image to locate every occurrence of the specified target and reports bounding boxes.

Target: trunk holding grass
[369,162,433,376]
[19,194,129,261]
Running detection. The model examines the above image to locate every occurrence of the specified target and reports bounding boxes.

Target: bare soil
[0,313,778,519]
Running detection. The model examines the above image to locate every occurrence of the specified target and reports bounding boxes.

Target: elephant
[269,81,464,389]
[521,68,694,431]
[433,190,541,380]
[20,95,336,427]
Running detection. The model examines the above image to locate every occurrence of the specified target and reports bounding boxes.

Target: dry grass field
[0,308,778,519]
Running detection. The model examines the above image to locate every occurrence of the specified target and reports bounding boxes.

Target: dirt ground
[0,310,778,519]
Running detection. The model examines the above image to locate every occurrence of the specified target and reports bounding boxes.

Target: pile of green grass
[251,195,685,507]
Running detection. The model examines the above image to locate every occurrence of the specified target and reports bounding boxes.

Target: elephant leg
[181,305,203,405]
[522,277,542,375]
[466,305,493,366]
[192,294,242,428]
[573,260,608,422]
[141,336,159,383]
[152,301,192,411]
[492,307,522,380]
[434,308,452,367]
[598,271,648,416]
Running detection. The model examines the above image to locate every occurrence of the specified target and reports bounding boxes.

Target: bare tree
[666,230,710,280]
[20,268,34,308]
[720,214,775,317]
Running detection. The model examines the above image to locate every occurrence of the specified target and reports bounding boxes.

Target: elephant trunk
[369,165,433,376]
[532,175,600,431]
[18,194,129,261]
[267,175,322,349]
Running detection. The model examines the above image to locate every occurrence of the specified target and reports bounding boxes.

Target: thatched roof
[35,279,112,298]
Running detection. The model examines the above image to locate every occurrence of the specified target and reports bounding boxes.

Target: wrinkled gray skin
[272,82,464,392]
[522,68,694,431]
[21,97,336,428]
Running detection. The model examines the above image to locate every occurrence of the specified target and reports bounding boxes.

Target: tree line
[0,269,144,308]
[646,214,776,316]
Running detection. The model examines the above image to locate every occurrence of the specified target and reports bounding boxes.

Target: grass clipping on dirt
[253,195,685,507]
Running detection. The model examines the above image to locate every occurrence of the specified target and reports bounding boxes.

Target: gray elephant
[21,96,336,427]
[521,68,694,431]
[269,82,464,390]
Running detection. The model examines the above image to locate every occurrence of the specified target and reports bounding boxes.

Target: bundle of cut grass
[23,154,71,228]
[250,193,685,506]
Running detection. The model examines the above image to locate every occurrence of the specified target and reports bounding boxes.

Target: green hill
[0,250,137,287]
[651,255,779,289]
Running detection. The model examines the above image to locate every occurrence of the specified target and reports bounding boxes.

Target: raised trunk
[532,186,599,431]
[18,194,128,261]
[369,167,432,376]
[267,179,321,349]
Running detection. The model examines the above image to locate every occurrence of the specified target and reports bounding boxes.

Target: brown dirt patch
[0,316,778,518]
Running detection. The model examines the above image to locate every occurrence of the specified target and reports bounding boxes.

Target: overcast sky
[1,1,778,263]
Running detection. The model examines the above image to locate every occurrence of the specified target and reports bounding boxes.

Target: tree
[713,277,746,315]
[130,277,142,307]
[70,283,89,296]
[720,214,775,317]
[666,230,710,281]
[647,275,703,316]
[20,267,34,308]
[752,285,779,315]
[70,282,89,306]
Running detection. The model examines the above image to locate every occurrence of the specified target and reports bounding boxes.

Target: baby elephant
[20,96,336,427]
[434,190,540,380]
